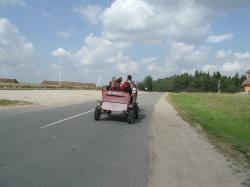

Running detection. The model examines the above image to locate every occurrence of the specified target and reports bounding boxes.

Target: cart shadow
[100,108,146,124]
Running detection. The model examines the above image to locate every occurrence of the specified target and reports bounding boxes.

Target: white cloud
[57,27,74,39]
[73,4,103,24]
[234,52,250,61]
[102,0,166,43]
[163,42,209,74]
[215,50,250,73]
[73,34,124,65]
[217,50,233,59]
[146,63,167,76]
[52,34,137,76]
[57,32,71,39]
[117,61,138,74]
[115,52,139,73]
[0,0,25,7]
[169,42,208,64]
[51,34,144,83]
[216,50,250,62]
[0,18,34,66]
[206,33,234,43]
[101,0,249,77]
[141,57,159,64]
[50,0,250,82]
[101,0,249,44]
[222,62,242,72]
[52,48,69,58]
[102,0,238,43]
[202,64,218,72]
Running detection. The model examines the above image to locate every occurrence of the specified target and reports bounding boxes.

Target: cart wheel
[107,111,112,117]
[94,106,101,121]
[134,106,139,119]
[128,109,135,124]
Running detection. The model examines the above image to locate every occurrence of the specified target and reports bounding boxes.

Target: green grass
[0,99,19,106]
[169,93,250,161]
[0,99,31,106]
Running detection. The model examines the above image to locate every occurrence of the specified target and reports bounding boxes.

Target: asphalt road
[0,92,162,187]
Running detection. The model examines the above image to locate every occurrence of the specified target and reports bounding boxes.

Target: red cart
[94,90,139,124]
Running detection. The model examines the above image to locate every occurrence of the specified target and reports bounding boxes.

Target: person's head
[127,75,132,81]
[111,76,116,83]
[116,77,122,84]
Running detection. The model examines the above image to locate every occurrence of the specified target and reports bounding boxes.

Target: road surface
[1,92,249,187]
[0,92,162,187]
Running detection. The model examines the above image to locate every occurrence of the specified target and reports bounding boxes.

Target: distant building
[242,69,250,92]
[0,78,19,83]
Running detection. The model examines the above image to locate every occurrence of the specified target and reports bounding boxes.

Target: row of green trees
[138,71,247,93]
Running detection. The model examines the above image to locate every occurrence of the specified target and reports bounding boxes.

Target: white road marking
[40,109,94,129]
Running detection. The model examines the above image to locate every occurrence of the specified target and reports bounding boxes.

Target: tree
[142,70,245,93]
[233,73,240,92]
[137,82,145,90]
[143,76,153,91]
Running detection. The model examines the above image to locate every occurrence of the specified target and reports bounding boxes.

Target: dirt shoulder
[148,94,249,187]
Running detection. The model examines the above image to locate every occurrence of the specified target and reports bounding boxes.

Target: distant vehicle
[94,89,139,124]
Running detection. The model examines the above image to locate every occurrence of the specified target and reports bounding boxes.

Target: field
[0,82,97,90]
[169,93,250,162]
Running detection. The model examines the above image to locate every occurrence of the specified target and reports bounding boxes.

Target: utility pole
[96,75,102,87]
[59,66,62,87]
[217,79,221,93]
[59,60,63,87]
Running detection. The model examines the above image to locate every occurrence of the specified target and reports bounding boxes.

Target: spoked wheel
[128,109,135,124]
[94,106,101,121]
[107,111,112,118]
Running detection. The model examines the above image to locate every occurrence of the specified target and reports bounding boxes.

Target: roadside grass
[169,93,250,163]
[0,99,30,106]
[0,99,19,106]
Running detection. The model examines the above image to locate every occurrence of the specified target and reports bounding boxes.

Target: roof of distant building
[0,78,19,83]
[242,79,250,86]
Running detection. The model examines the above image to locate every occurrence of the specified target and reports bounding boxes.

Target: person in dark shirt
[120,75,138,104]
[120,75,133,94]
[111,76,122,90]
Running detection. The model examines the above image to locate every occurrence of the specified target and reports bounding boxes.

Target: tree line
[138,71,247,93]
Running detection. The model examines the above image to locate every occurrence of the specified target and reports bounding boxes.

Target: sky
[0,0,250,84]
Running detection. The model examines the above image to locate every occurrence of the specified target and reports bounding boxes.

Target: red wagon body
[101,90,131,112]
[94,89,139,124]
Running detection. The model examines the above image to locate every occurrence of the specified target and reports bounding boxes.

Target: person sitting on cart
[120,75,133,94]
[111,76,122,90]
[106,76,116,90]
[120,75,137,104]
